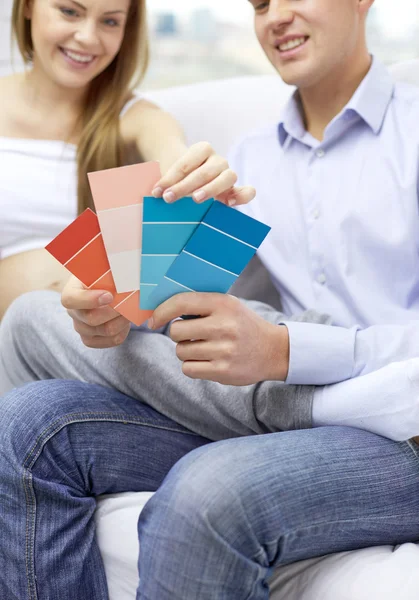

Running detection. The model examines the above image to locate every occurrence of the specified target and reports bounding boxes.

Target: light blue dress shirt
[232,58,419,386]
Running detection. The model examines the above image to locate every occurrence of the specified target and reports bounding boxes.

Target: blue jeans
[1,380,419,600]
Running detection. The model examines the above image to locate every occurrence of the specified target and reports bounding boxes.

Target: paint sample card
[45,208,153,326]
[148,201,271,309]
[88,162,161,294]
[140,196,213,309]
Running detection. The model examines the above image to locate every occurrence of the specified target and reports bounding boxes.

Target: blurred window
[145,0,419,88]
[1,0,418,84]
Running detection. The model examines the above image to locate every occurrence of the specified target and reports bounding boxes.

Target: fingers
[150,292,222,330]
[190,168,238,205]
[151,142,251,207]
[76,325,131,350]
[176,340,230,362]
[169,317,213,343]
[159,157,235,205]
[217,185,257,207]
[154,142,215,202]
[67,305,121,328]
[72,313,130,339]
[72,313,131,348]
[62,276,130,348]
[181,360,227,383]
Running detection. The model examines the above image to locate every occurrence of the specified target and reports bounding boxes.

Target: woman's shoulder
[120,95,160,142]
[0,72,24,97]
[0,73,26,137]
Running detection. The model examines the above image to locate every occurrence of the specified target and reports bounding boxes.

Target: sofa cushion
[96,492,419,600]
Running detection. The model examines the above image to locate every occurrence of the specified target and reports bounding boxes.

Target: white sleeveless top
[0,95,141,260]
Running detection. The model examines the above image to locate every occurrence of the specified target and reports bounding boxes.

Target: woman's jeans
[1,380,419,600]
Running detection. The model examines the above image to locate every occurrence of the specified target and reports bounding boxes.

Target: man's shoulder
[391,80,419,114]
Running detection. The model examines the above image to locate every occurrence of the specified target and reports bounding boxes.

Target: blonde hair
[12,0,149,213]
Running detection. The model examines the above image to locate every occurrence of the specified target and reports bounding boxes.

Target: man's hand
[61,276,130,349]
[149,293,290,386]
[152,142,256,207]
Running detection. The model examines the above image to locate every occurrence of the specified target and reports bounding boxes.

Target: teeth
[64,49,94,63]
[279,37,306,52]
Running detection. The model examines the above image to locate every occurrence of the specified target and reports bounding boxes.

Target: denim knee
[0,379,98,464]
[143,440,261,539]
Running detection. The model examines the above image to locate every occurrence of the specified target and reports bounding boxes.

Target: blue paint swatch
[140,196,213,309]
[148,201,271,310]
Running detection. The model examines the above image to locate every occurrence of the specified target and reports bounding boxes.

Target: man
[1,0,419,598]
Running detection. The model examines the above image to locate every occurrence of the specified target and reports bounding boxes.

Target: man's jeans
[1,380,419,600]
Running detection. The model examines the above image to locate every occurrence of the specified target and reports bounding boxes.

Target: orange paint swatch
[46,209,153,326]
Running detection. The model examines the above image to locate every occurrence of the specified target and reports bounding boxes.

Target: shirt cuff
[282,322,357,385]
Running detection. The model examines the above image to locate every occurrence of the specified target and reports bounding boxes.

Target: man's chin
[275,64,317,89]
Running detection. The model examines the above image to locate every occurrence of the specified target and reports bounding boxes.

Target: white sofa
[95,60,419,600]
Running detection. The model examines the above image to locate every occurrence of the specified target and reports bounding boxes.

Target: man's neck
[298,53,373,141]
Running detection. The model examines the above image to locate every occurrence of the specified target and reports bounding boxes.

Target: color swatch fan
[46,161,271,326]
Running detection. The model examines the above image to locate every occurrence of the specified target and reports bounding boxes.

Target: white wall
[0,0,12,76]
[0,0,23,77]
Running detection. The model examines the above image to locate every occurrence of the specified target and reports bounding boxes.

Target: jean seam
[242,560,270,600]
[275,512,419,544]
[403,439,419,466]
[21,412,201,600]
[23,470,37,600]
[23,411,201,470]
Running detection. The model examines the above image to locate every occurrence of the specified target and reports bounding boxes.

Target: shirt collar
[278,57,395,147]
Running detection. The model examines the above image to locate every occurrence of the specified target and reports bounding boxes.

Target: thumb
[61,276,114,311]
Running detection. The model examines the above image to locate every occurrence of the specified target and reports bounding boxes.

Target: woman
[0,0,255,319]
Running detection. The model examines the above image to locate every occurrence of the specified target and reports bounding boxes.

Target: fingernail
[152,187,163,198]
[193,190,207,203]
[148,317,154,329]
[98,292,113,306]
[228,199,237,207]
[163,190,176,203]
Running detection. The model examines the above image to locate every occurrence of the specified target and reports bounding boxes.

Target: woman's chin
[52,70,96,91]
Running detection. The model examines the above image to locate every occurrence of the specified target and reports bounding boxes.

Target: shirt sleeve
[284,320,419,385]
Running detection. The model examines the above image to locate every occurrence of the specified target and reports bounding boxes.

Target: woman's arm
[0,249,70,320]
[120,99,256,206]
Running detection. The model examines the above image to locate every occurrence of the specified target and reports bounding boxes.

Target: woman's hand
[62,276,130,349]
[151,142,256,207]
[123,101,255,206]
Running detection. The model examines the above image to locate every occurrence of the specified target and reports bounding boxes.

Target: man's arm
[284,319,419,385]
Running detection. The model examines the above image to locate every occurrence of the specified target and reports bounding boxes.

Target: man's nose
[265,0,295,29]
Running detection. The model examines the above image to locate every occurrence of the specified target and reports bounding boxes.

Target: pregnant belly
[0,248,69,319]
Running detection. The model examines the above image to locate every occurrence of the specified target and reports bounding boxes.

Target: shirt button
[317,273,327,285]
[316,149,325,158]
[313,208,320,220]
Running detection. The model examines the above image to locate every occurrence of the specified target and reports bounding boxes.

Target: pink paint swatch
[88,162,161,294]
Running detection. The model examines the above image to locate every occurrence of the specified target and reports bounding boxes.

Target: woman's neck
[23,65,87,118]
[18,66,88,142]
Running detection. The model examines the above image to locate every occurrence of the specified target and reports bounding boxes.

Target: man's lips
[275,35,309,53]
